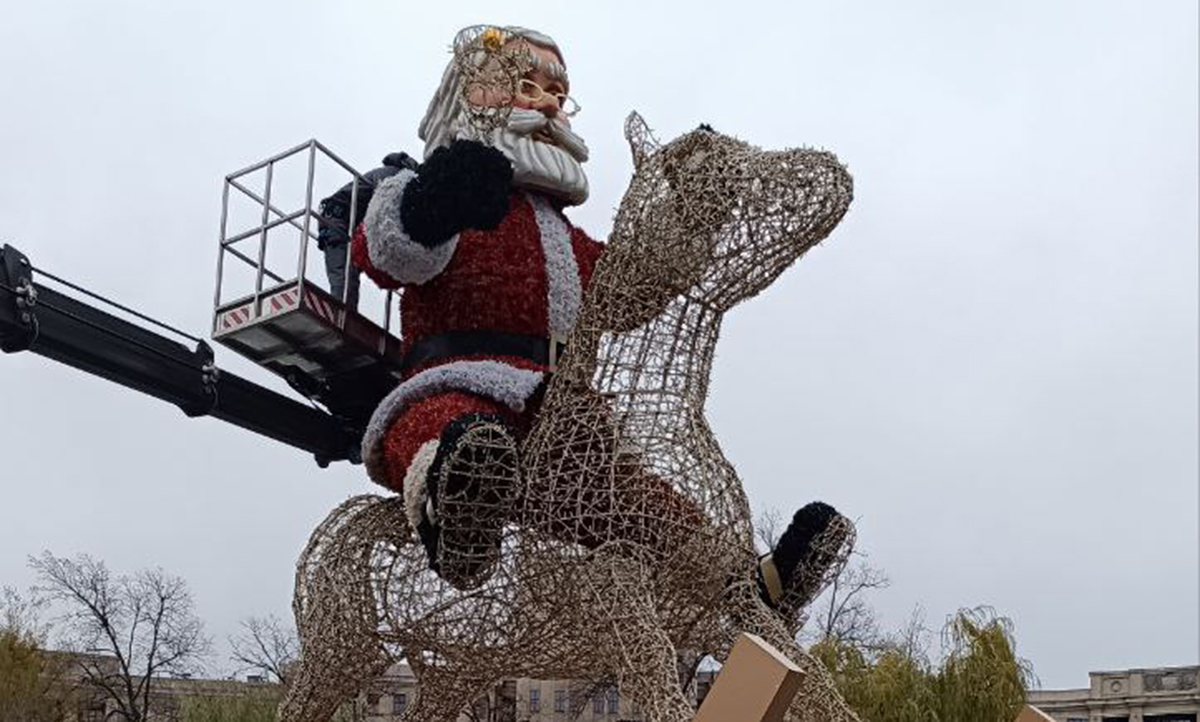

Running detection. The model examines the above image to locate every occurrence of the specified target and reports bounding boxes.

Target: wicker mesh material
[453,26,531,138]
[281,31,857,722]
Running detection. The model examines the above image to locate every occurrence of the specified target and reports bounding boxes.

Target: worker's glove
[400,140,514,247]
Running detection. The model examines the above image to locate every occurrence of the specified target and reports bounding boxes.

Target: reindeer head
[598,113,853,329]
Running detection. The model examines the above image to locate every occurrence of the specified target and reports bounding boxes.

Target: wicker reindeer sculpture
[279,113,857,722]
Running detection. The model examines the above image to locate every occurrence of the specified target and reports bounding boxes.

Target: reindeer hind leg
[401,667,496,722]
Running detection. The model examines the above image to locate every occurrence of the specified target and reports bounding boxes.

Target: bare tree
[2,585,49,638]
[803,557,890,650]
[888,604,931,661]
[754,507,785,554]
[30,552,211,722]
[229,615,298,685]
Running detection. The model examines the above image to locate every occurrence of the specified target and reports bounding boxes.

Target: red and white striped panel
[217,302,255,333]
[216,286,302,334]
[303,289,342,327]
[262,287,300,319]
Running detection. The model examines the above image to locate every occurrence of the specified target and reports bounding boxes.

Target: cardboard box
[694,633,803,722]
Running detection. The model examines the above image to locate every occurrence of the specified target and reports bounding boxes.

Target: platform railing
[212,140,397,340]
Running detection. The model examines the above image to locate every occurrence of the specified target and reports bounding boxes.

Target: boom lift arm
[0,243,358,466]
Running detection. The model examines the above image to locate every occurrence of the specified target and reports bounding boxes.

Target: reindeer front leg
[610,622,696,722]
[725,583,861,722]
[283,496,406,722]
[587,555,695,722]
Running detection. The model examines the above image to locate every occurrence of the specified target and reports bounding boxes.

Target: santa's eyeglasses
[516,79,581,117]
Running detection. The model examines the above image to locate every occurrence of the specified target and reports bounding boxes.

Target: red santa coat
[351,168,604,486]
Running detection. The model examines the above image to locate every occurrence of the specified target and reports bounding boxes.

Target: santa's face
[513,45,573,138]
[466,44,574,129]
[458,41,590,204]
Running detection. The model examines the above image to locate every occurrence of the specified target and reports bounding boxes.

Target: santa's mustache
[450,105,591,205]
[506,108,589,163]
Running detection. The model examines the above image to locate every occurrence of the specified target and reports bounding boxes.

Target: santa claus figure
[352,25,847,605]
[351,26,598,587]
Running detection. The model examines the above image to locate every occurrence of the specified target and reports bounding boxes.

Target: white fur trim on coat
[527,194,582,337]
[364,170,459,285]
[361,360,545,485]
[402,439,440,532]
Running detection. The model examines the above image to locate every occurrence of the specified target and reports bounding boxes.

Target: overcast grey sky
[1,0,1195,689]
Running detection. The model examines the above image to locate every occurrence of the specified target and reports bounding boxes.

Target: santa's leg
[758,503,856,628]
[381,391,522,589]
[522,390,709,560]
[543,458,854,624]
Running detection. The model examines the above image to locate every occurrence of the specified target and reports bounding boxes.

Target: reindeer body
[281,116,856,722]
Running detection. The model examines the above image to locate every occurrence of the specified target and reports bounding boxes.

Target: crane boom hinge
[180,340,220,417]
[0,245,40,352]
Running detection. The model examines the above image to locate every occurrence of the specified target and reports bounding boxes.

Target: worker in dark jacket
[318,152,419,308]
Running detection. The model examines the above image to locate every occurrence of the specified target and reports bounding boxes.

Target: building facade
[38,651,282,722]
[1028,665,1199,722]
[358,664,655,722]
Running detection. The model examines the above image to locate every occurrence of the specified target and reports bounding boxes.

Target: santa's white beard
[451,108,590,205]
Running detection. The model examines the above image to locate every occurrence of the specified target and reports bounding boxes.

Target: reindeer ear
[624,111,661,170]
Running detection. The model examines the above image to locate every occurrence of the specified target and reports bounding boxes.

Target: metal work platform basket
[212,140,402,422]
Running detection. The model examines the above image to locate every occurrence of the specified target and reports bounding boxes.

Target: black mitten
[400,140,514,247]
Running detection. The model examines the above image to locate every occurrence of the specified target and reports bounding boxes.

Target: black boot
[757,502,854,615]
[415,414,520,590]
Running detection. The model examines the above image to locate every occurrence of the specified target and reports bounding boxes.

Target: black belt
[401,330,568,373]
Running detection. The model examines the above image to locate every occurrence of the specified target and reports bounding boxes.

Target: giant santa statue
[351,25,844,606]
